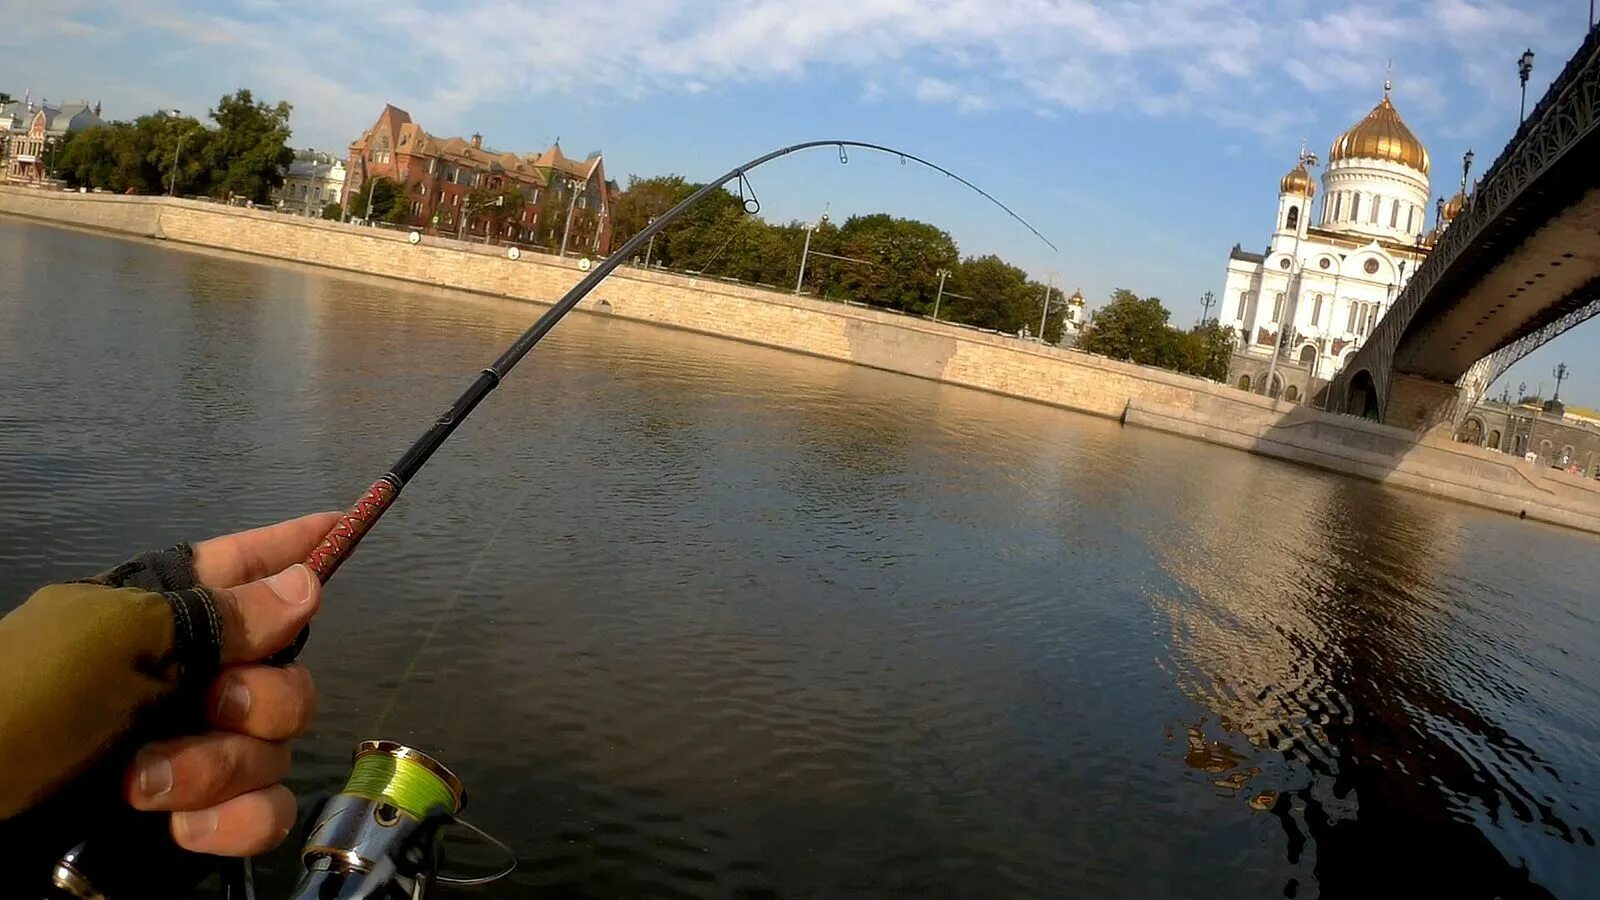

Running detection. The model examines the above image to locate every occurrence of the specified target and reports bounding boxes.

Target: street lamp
[794,205,830,295]
[1518,49,1535,123]
[932,267,951,321]
[166,109,184,197]
[1199,290,1215,327]
[1036,277,1057,340]
[643,215,659,268]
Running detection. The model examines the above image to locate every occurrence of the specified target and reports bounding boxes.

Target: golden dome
[1279,164,1316,197]
[1440,190,1466,222]
[1068,288,1085,305]
[1329,94,1430,175]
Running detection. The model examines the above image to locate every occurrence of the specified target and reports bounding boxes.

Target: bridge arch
[1457,416,1485,445]
[1347,369,1381,420]
[1487,428,1502,450]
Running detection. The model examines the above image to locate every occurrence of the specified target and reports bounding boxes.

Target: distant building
[1457,400,1600,476]
[1059,288,1088,344]
[4,98,102,182]
[345,104,620,253]
[1219,83,1452,406]
[272,151,346,216]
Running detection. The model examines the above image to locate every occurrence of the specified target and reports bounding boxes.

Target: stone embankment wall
[7,186,1600,533]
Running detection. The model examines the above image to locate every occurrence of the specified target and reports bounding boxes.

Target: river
[0,219,1596,898]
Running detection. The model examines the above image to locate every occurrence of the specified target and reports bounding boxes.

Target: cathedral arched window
[1272,292,1285,323]
[1286,205,1299,230]
[1311,294,1323,325]
[1390,199,1401,228]
[1347,302,1358,332]
[1406,205,1417,234]
[1236,291,1248,318]
[1350,192,1361,222]
[1370,195,1382,224]
[1333,193,1344,221]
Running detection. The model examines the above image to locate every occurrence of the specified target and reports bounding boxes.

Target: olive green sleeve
[0,583,185,818]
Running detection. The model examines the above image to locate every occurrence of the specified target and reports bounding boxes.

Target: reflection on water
[0,220,1596,898]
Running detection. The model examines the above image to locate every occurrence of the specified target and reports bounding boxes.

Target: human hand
[122,512,340,857]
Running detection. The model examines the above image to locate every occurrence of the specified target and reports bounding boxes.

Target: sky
[1,0,1596,399]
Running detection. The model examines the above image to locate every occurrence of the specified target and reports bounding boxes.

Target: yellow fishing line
[344,749,461,818]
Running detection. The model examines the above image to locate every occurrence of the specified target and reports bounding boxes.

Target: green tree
[55,122,161,193]
[829,214,959,313]
[321,201,343,220]
[1079,289,1180,366]
[461,186,526,241]
[346,177,407,224]
[201,89,293,203]
[1173,322,1236,381]
[612,174,695,250]
[945,255,1035,331]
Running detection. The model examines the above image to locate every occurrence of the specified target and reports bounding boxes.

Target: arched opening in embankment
[1347,369,1381,421]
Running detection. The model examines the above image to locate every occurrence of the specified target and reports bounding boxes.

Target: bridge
[1331,27,1600,428]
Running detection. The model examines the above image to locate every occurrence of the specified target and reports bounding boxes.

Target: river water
[0,219,1596,898]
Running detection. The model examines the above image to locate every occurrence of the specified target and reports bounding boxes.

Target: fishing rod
[45,140,1055,900]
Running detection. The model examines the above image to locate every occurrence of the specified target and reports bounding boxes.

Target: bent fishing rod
[45,140,1055,900]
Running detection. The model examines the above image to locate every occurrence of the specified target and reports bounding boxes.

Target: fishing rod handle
[268,476,402,666]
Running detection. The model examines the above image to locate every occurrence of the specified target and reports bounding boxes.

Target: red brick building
[346,104,618,254]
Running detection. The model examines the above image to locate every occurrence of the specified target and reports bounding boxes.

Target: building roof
[286,158,344,180]
[1229,243,1265,264]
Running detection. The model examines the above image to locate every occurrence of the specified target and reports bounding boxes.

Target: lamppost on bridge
[1518,49,1536,123]
[932,268,951,321]
[1199,290,1215,327]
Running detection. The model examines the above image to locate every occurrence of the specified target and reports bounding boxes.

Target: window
[1311,294,1323,324]
[411,201,421,216]
[1236,291,1248,318]
[427,159,435,174]
[531,189,540,204]
[1350,192,1360,222]
[1347,303,1358,332]
[1272,292,1285,322]
[1364,258,1380,275]
[1298,345,1316,364]
[1286,205,1299,230]
[437,191,445,205]
[1285,385,1300,403]
[1237,374,1252,391]
[1406,205,1416,234]
[1370,195,1381,224]
[1390,199,1401,228]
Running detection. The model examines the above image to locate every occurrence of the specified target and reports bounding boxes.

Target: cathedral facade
[1219,87,1464,405]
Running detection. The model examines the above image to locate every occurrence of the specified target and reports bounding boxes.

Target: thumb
[212,565,321,664]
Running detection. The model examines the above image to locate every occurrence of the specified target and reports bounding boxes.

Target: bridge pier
[1384,373,1466,432]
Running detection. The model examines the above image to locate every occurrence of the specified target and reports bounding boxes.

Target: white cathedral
[1220,84,1466,405]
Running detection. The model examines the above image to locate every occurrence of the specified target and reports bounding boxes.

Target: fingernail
[266,564,313,606]
[216,679,251,723]
[136,752,173,799]
[174,809,218,842]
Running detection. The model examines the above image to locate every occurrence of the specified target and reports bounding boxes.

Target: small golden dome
[1279,164,1316,197]
[1329,94,1430,175]
[1068,289,1085,305]
[1440,190,1467,222]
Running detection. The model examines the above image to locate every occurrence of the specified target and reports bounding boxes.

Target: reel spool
[289,740,479,899]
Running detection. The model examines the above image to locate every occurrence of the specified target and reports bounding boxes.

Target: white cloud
[4,0,1580,151]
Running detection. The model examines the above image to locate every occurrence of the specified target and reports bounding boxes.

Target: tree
[321,201,343,220]
[348,177,406,224]
[55,122,161,194]
[829,214,959,313]
[202,89,294,203]
[612,174,695,249]
[1173,322,1236,381]
[1079,289,1179,366]
[946,255,1035,332]
[462,185,525,241]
